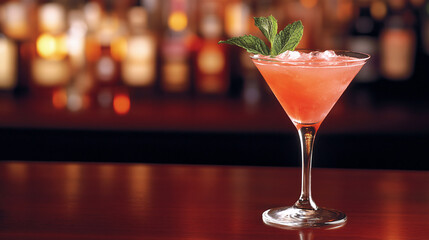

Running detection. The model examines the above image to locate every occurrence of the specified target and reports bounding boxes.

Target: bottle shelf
[0,93,427,135]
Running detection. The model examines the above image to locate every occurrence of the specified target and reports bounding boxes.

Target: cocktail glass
[251,50,370,228]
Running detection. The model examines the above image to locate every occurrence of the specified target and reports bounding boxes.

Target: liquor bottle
[1,1,32,96]
[0,31,17,92]
[225,1,261,104]
[420,0,429,55]
[94,1,123,84]
[408,0,427,95]
[380,0,416,82]
[121,3,157,96]
[282,0,323,49]
[160,0,191,95]
[62,0,95,111]
[67,1,87,73]
[225,0,250,38]
[319,0,354,51]
[93,0,128,108]
[32,2,70,91]
[140,0,161,31]
[1,1,30,41]
[347,0,380,83]
[83,0,102,76]
[161,37,190,95]
[194,1,229,96]
[83,0,103,108]
[240,49,262,107]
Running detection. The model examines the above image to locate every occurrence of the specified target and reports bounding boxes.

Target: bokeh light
[113,94,131,115]
[168,11,188,32]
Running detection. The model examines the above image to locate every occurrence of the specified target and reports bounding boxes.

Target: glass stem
[294,125,318,210]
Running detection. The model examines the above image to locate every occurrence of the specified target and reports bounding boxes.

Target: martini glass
[251,50,370,228]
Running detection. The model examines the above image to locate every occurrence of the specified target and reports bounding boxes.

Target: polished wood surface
[0,161,428,239]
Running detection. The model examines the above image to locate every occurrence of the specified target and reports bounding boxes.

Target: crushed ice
[316,50,336,59]
[277,50,338,61]
[278,50,301,60]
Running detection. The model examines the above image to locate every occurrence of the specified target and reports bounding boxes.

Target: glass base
[262,206,347,229]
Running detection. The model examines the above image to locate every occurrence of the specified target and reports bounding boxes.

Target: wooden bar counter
[0,161,428,239]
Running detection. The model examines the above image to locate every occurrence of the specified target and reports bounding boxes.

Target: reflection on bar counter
[0,0,427,113]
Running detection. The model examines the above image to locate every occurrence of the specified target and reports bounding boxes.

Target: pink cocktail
[251,50,369,228]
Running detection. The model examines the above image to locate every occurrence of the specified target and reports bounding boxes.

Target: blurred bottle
[92,0,128,109]
[282,0,323,49]
[420,0,429,55]
[67,1,88,73]
[225,1,262,105]
[83,0,103,109]
[225,0,251,39]
[121,3,157,96]
[95,0,126,84]
[140,0,161,31]
[194,1,229,96]
[32,2,70,94]
[348,0,380,83]
[84,0,102,64]
[406,0,428,97]
[1,1,33,96]
[160,0,192,95]
[321,0,354,49]
[2,1,31,41]
[62,0,93,112]
[0,28,17,93]
[380,0,416,82]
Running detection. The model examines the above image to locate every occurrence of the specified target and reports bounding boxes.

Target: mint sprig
[254,15,278,49]
[219,16,303,57]
[218,35,270,56]
[272,20,303,56]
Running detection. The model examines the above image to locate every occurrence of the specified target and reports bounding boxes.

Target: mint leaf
[218,16,303,57]
[272,20,303,56]
[254,15,277,50]
[218,35,269,55]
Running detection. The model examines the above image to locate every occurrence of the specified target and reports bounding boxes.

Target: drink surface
[252,51,365,126]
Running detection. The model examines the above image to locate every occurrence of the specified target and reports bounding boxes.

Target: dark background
[0,127,427,170]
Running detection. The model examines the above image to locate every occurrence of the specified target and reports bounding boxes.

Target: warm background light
[370,0,388,21]
[225,2,250,37]
[68,9,88,71]
[168,11,188,32]
[111,36,127,62]
[52,88,67,109]
[2,2,29,40]
[300,0,318,9]
[0,37,16,89]
[38,3,66,34]
[32,58,70,86]
[36,33,68,60]
[113,94,130,115]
